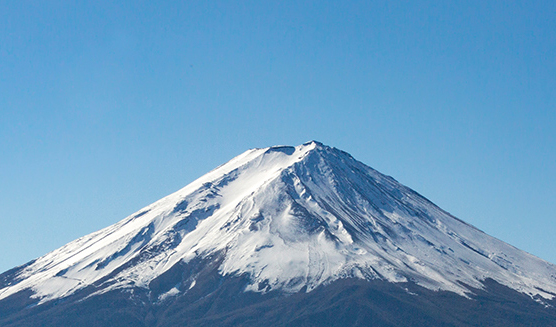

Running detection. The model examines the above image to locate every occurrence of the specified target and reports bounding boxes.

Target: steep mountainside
[1,141,555,326]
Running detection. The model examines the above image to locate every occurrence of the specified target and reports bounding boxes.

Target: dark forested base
[1,273,555,327]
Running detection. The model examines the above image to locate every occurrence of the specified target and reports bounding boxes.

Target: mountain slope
[1,141,555,326]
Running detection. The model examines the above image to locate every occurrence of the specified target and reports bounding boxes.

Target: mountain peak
[303,139,324,146]
[1,142,556,308]
[263,140,324,155]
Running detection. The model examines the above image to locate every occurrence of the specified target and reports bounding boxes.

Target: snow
[2,140,556,304]
[158,287,180,302]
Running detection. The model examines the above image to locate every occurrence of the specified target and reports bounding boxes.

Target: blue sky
[0,1,554,273]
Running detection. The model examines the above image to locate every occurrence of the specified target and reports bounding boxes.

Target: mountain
[1,141,555,326]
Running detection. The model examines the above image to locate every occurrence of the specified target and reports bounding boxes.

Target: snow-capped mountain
[1,141,556,327]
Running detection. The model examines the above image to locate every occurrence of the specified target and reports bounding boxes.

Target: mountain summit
[1,142,556,326]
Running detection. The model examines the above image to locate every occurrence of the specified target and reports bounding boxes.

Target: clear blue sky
[1,1,554,273]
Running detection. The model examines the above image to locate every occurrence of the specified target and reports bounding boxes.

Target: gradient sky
[1,1,555,273]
